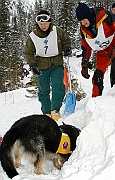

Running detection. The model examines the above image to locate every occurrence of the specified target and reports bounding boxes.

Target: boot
[51,110,61,121]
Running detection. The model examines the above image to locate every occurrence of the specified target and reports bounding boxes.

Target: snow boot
[51,110,61,121]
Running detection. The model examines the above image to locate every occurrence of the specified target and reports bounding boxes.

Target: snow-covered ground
[0,56,115,180]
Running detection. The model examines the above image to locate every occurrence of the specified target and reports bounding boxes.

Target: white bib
[29,26,59,57]
[85,23,114,51]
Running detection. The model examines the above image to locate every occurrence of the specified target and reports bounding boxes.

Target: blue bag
[64,92,76,116]
[64,56,76,116]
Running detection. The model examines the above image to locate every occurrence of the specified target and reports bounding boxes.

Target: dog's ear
[59,122,67,133]
[59,122,67,132]
[76,128,81,133]
[60,124,81,151]
[62,122,66,126]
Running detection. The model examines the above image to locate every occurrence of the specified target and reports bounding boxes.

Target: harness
[56,133,72,154]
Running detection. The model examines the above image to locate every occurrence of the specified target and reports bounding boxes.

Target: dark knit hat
[112,3,115,8]
[76,2,93,21]
[37,10,51,22]
[37,10,50,16]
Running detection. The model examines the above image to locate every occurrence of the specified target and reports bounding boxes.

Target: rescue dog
[0,114,80,179]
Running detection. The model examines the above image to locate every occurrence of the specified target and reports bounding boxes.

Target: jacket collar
[81,8,108,39]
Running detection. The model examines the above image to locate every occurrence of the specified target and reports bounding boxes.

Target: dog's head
[59,122,81,152]
[55,123,80,168]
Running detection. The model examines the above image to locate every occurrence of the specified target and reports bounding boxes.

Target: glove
[81,59,93,70]
[31,66,42,76]
[81,59,90,79]
[29,62,42,76]
[81,69,90,79]
[64,46,72,56]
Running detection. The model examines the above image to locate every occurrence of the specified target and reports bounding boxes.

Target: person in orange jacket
[76,2,115,97]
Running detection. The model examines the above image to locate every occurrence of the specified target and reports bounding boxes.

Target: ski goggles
[36,14,51,22]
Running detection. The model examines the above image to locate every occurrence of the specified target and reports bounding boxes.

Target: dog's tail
[1,128,20,179]
[0,136,3,160]
[0,144,1,161]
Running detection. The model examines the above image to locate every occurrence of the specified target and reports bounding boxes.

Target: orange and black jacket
[80,7,115,60]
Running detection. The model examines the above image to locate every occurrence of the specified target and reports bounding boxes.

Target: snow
[0,56,115,180]
[28,0,35,4]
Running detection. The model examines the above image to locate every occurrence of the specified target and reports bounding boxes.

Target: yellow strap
[96,14,108,28]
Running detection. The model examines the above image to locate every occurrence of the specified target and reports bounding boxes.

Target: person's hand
[31,66,42,76]
[81,59,93,70]
[64,46,72,56]
[81,69,90,79]
[81,59,90,79]
[29,62,42,76]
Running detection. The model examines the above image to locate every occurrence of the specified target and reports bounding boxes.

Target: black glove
[29,62,42,76]
[81,59,93,70]
[81,69,90,79]
[81,59,90,79]
[64,46,72,56]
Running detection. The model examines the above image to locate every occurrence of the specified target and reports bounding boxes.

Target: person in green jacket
[24,10,72,120]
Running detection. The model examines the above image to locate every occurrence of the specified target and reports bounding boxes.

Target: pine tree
[0,0,11,92]
[17,0,27,58]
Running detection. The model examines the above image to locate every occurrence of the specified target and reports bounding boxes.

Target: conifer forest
[0,0,113,92]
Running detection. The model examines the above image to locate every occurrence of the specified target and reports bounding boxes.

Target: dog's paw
[14,162,21,168]
[34,168,45,175]
[14,162,24,168]
[52,158,62,170]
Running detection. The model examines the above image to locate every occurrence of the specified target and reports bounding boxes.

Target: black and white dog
[0,114,80,179]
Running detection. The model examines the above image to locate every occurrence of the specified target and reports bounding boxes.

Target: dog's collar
[56,133,71,154]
